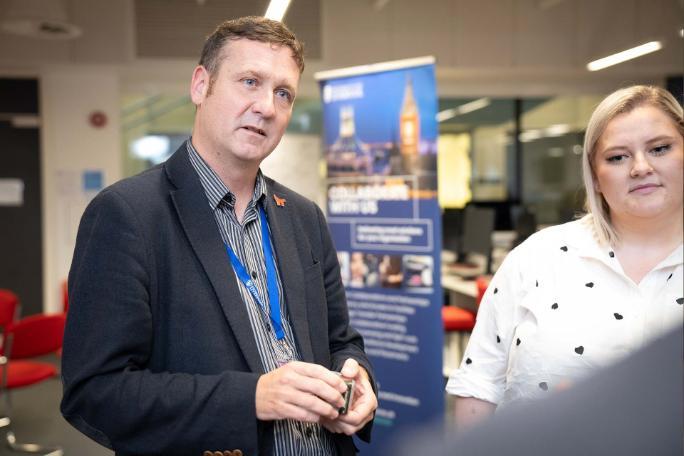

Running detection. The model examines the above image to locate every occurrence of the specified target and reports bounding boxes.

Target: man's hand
[321,358,377,435]
[255,361,348,423]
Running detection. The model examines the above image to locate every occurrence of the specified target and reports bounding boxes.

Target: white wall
[41,66,121,313]
[261,133,325,209]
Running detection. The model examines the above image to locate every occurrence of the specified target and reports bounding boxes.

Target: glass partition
[520,96,603,224]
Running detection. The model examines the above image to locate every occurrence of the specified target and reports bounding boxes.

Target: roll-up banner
[315,57,443,453]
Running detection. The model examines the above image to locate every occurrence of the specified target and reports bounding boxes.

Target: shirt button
[251,271,257,279]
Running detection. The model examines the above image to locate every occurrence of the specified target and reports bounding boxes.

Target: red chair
[442,306,476,331]
[442,306,476,376]
[0,290,20,356]
[54,281,69,358]
[0,290,19,328]
[475,275,490,306]
[442,275,490,376]
[0,313,66,455]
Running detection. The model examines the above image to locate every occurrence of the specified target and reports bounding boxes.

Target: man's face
[190,38,300,167]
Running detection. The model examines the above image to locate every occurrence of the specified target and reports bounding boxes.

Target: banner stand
[316,56,443,453]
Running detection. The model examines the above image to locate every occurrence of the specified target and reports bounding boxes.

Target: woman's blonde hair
[582,85,684,245]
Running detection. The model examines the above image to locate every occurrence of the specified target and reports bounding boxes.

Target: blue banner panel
[318,59,443,454]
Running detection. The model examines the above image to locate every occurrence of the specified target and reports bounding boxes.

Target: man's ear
[190,65,210,105]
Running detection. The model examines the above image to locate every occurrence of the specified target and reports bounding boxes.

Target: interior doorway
[0,78,42,316]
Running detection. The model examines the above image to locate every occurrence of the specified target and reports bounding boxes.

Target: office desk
[441,273,478,313]
[440,273,480,375]
[441,273,477,297]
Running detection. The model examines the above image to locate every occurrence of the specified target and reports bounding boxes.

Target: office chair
[0,313,66,456]
[0,290,20,357]
[442,306,475,377]
[475,276,490,307]
[0,290,19,329]
[442,276,490,377]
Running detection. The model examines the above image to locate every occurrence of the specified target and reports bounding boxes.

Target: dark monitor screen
[442,208,464,255]
[511,205,537,248]
[461,205,495,259]
[442,205,496,273]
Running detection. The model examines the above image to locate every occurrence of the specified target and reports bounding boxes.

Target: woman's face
[593,105,683,224]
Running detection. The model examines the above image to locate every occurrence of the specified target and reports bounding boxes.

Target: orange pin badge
[273,194,287,207]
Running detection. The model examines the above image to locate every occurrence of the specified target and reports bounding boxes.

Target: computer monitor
[442,208,464,258]
[442,205,496,274]
[511,205,537,248]
[461,205,496,274]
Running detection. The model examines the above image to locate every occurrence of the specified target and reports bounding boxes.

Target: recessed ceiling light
[587,41,663,71]
[437,98,490,122]
[265,0,292,22]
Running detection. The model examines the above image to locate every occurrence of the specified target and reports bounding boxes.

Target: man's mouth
[242,126,266,136]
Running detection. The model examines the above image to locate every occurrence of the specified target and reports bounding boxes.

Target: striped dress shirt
[186,140,337,456]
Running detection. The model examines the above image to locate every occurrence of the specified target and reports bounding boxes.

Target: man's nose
[251,89,276,118]
[630,151,654,177]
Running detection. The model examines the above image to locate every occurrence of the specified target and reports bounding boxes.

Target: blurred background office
[0,1,681,454]
[0,0,681,316]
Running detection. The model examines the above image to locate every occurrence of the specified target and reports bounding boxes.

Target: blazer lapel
[165,148,263,374]
[264,188,315,363]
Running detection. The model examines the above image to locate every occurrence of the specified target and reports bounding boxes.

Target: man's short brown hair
[199,16,305,78]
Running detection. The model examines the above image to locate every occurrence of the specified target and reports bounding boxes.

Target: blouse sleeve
[445,245,526,405]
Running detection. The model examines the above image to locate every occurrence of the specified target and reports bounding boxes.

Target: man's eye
[243,78,257,87]
[276,89,292,102]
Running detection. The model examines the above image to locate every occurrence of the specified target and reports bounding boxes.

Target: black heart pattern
[677,298,683,305]
[560,246,568,252]
[585,282,594,288]
[614,313,623,320]
[667,273,673,281]
[609,251,615,258]
[538,382,548,391]
[465,358,472,365]
[574,346,584,355]
[496,335,501,343]
[535,280,539,287]
[493,288,498,294]
[516,338,521,346]
[551,303,559,310]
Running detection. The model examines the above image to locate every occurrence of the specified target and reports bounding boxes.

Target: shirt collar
[567,215,683,270]
[564,216,610,261]
[656,244,683,269]
[186,139,267,210]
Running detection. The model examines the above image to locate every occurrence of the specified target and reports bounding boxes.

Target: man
[61,16,377,456]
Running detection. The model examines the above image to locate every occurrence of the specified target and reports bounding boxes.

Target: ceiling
[134,0,321,59]
[0,0,681,98]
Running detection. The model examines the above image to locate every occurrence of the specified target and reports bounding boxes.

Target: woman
[446,85,683,429]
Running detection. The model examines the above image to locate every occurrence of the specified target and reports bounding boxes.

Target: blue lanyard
[224,205,285,340]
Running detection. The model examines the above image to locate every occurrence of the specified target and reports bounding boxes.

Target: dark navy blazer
[61,146,374,456]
